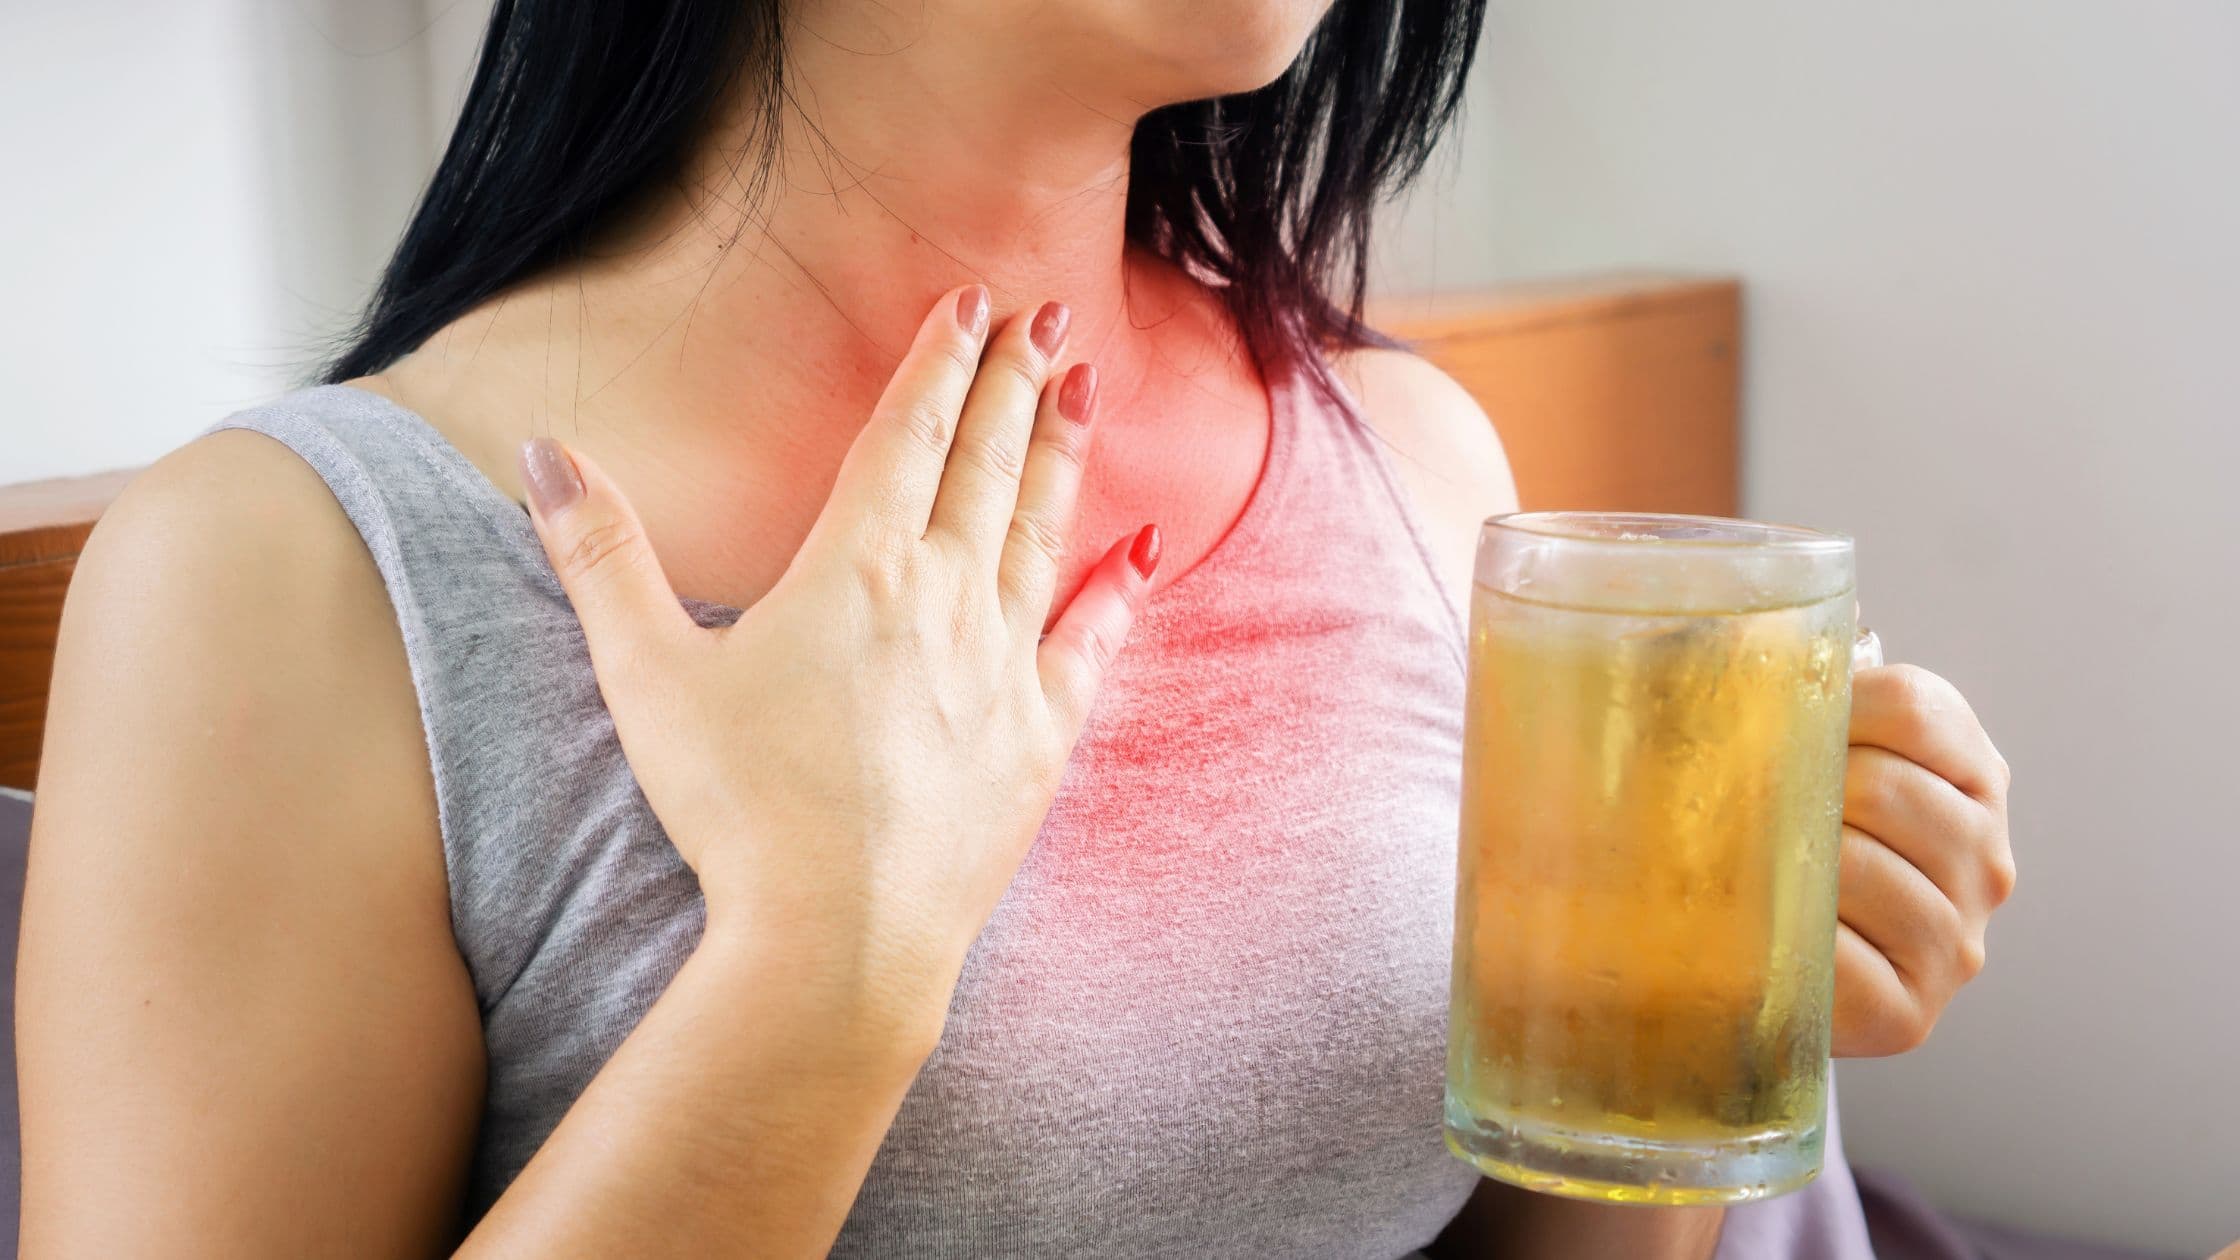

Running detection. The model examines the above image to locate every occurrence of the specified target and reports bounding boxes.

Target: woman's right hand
[518,285,1156,1046]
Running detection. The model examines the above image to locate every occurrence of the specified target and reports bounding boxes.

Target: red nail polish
[1127,524,1161,580]
[957,285,989,337]
[1057,363,1098,425]
[1029,301,1070,357]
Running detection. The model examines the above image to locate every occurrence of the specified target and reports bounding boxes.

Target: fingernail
[520,438,583,516]
[1058,362,1098,425]
[1127,524,1161,580]
[1029,301,1070,358]
[957,285,989,338]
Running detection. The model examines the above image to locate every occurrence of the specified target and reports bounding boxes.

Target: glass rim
[1480,511,1853,555]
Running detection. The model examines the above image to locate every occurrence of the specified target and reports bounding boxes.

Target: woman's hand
[1832,663,2017,1057]
[518,285,1153,1046]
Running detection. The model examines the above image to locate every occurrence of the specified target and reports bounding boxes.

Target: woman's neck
[377,8,1266,608]
[425,4,1192,437]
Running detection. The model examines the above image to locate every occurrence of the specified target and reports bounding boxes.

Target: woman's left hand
[1832,663,2017,1057]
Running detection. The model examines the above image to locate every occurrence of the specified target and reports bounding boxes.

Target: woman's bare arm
[455,926,937,1257]
[19,431,486,1257]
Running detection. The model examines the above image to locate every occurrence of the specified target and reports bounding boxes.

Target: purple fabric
[1853,1164,2187,1260]
[1,789,27,1252]
[1711,1082,1875,1260]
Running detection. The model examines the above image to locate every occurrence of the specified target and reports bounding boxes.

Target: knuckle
[1006,510,1068,566]
[1885,661,1942,700]
[1853,662,1898,700]
[1057,624,1116,683]
[991,352,1043,398]
[1956,934,1987,981]
[1857,662,1920,714]
[1081,626,1117,674]
[1986,843,2019,904]
[1043,659,1093,724]
[1892,663,1962,722]
[1031,425,1087,476]
[891,399,956,454]
[562,518,635,579]
[1846,752,1900,821]
[958,433,1026,484]
[850,532,917,599]
[936,336,982,377]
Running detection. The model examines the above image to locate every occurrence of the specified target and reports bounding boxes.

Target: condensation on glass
[1445,512,1872,1205]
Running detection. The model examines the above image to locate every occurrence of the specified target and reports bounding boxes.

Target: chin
[1113,0,1334,104]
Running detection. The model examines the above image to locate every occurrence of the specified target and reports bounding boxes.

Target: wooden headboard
[0,272,1739,791]
[1,470,138,791]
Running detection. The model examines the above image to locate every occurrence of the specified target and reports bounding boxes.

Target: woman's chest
[832,594,1476,1256]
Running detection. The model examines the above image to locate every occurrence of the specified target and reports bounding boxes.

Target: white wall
[1381,3,2240,1253]
[0,0,472,483]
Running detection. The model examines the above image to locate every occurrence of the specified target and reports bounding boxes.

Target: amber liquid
[1446,583,1852,1203]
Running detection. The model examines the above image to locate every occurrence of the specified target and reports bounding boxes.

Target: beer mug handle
[1853,626,1884,671]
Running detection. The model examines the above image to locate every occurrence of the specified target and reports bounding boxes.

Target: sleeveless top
[209,353,1872,1258]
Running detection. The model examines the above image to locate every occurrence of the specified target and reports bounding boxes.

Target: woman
[18,0,2014,1255]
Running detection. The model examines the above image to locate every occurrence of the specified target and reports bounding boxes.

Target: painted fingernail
[1029,301,1070,358]
[1058,362,1098,425]
[520,438,583,516]
[1127,524,1162,580]
[957,285,989,338]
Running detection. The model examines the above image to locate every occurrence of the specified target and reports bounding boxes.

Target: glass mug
[1444,512,1881,1205]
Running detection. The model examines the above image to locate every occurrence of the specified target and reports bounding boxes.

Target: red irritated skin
[513,287,1157,1023]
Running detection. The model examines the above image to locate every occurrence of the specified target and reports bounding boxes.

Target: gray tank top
[208,356,1869,1257]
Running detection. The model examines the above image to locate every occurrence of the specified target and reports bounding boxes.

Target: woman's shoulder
[1328,344,1518,603]
[58,427,432,796]
[80,425,406,660]
[39,417,449,953]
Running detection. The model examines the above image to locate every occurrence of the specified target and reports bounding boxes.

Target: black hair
[324,0,1484,387]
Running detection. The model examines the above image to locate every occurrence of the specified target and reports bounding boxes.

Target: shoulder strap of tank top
[1268,351,1469,659]
[203,385,589,990]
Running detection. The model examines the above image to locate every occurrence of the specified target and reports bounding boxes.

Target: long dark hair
[325,0,1484,386]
